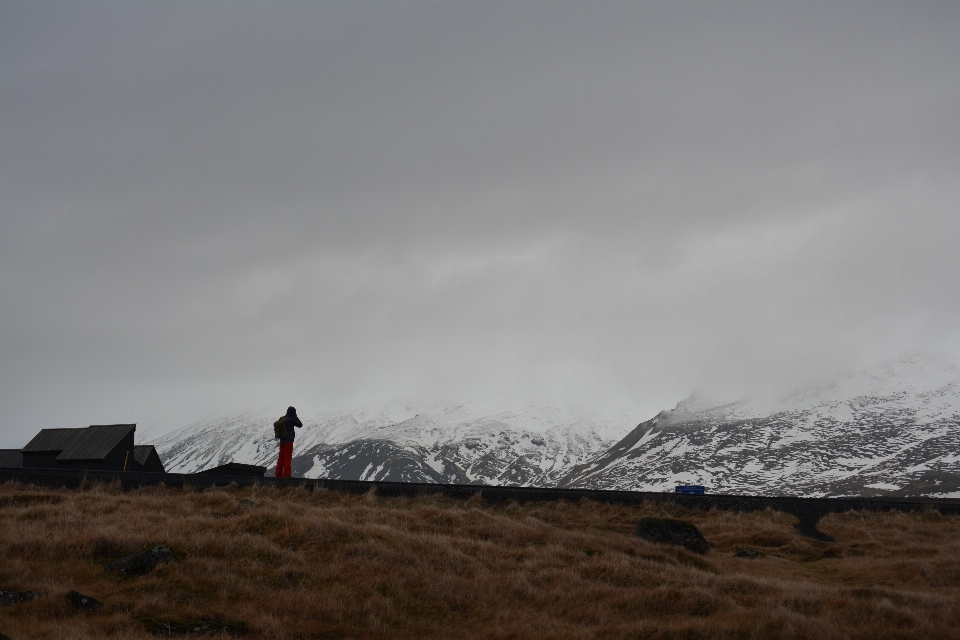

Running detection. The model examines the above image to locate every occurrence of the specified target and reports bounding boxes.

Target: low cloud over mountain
[151,353,959,498]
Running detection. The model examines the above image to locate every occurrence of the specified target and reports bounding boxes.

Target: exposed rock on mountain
[152,402,627,487]
[564,354,959,497]
[149,354,959,497]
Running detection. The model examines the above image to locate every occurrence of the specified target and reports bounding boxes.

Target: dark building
[56,424,136,471]
[0,449,23,469]
[197,462,266,477]
[132,445,166,473]
[21,425,136,472]
[21,428,84,469]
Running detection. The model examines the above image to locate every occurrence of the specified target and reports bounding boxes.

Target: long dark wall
[3,467,958,541]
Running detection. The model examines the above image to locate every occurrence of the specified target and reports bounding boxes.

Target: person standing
[275,406,303,478]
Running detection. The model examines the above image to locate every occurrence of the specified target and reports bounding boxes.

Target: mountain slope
[151,402,629,486]
[563,354,960,497]
[151,353,960,497]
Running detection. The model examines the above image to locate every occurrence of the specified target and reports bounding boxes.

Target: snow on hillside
[149,400,635,485]
[150,352,959,496]
[565,352,960,497]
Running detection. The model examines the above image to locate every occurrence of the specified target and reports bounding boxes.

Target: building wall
[22,452,62,469]
[141,451,165,473]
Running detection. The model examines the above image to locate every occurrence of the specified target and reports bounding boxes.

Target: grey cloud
[2,0,959,447]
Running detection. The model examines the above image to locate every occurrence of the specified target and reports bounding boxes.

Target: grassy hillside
[1,480,959,639]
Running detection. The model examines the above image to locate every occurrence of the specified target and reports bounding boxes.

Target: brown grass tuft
[1,481,958,639]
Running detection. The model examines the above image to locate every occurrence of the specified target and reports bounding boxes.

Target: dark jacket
[280,407,303,444]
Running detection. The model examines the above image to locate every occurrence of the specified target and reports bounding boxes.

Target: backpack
[273,416,288,440]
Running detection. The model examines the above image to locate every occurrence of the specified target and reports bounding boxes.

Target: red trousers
[275,442,293,478]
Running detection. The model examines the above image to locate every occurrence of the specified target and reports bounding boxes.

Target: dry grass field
[1,480,959,640]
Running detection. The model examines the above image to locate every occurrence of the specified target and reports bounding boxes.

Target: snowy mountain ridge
[565,353,959,497]
[151,400,630,486]
[150,352,960,497]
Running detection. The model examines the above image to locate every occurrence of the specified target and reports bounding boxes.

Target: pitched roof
[133,445,158,466]
[21,428,84,453]
[0,449,23,468]
[56,424,136,461]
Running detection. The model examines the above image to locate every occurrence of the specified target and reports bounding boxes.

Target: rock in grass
[138,616,250,637]
[105,545,172,576]
[0,590,41,606]
[735,547,765,559]
[1,632,13,640]
[633,517,710,554]
[65,590,103,611]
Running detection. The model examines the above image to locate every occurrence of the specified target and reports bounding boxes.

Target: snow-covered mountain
[149,353,960,497]
[151,400,631,486]
[564,353,960,497]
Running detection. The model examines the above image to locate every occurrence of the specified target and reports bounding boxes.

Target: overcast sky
[1,0,958,447]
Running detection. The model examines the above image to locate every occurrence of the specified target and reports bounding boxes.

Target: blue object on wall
[675,485,706,495]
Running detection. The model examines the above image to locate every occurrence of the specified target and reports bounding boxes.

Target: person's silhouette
[275,406,303,478]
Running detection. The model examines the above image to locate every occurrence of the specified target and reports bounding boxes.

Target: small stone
[138,616,249,636]
[633,517,710,554]
[65,590,104,611]
[105,545,173,576]
[0,590,41,606]
[735,548,764,558]
[237,499,259,507]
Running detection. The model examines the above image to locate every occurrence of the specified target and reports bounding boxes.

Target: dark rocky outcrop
[106,545,172,576]
[0,590,41,606]
[65,590,103,611]
[633,517,710,554]
[734,548,765,558]
[138,616,249,637]
[1,632,13,640]
[0,591,43,606]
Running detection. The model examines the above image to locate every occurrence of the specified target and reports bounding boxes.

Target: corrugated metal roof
[133,445,157,466]
[56,424,135,461]
[0,449,23,468]
[21,428,84,453]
